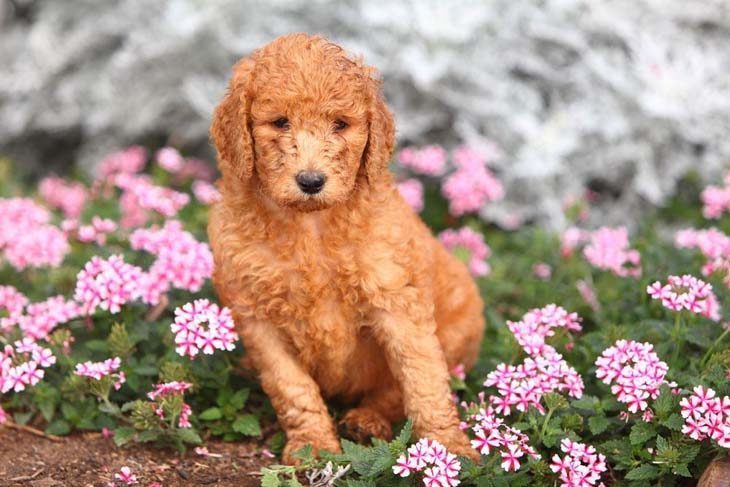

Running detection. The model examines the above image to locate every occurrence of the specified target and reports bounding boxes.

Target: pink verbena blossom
[178,158,216,182]
[131,221,214,304]
[75,357,126,390]
[39,176,88,218]
[76,216,118,246]
[582,227,641,277]
[17,296,80,341]
[396,145,447,176]
[646,274,720,321]
[560,227,587,257]
[0,285,28,331]
[675,228,730,288]
[4,224,70,270]
[701,174,730,219]
[96,146,147,180]
[147,381,194,428]
[441,146,504,216]
[595,340,675,417]
[1,342,55,393]
[680,386,730,448]
[550,438,607,487]
[114,466,138,485]
[156,147,185,173]
[74,255,143,315]
[170,299,237,359]
[147,381,193,400]
[116,174,190,228]
[483,351,584,416]
[392,438,461,486]
[507,305,582,358]
[0,197,50,249]
[192,180,221,205]
[438,227,491,277]
[532,263,552,280]
[397,178,424,213]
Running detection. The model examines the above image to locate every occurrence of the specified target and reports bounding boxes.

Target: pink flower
[39,176,88,218]
[397,178,424,213]
[0,197,50,248]
[507,305,582,358]
[74,255,143,315]
[701,175,730,218]
[116,174,189,228]
[96,146,147,180]
[156,147,185,173]
[595,340,675,417]
[4,225,69,270]
[76,217,118,246]
[170,300,237,359]
[16,296,80,341]
[438,227,491,277]
[442,147,504,216]
[74,357,125,389]
[450,364,466,381]
[550,439,607,487]
[0,285,28,332]
[646,274,721,321]
[576,280,601,313]
[500,444,524,472]
[582,227,641,277]
[147,381,193,400]
[0,342,56,394]
[114,466,138,485]
[560,227,587,257]
[391,438,461,486]
[192,180,221,205]
[532,263,552,280]
[680,385,730,448]
[396,145,447,176]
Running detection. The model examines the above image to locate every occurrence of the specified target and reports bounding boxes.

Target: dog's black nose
[295,170,326,194]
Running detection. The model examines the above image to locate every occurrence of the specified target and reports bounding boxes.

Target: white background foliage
[1,0,729,227]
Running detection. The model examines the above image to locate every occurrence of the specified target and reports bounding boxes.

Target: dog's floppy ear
[362,75,395,183]
[210,58,256,181]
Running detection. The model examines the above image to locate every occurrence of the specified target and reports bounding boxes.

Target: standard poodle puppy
[208,33,485,463]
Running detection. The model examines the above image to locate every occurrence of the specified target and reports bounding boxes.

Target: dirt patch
[0,428,275,487]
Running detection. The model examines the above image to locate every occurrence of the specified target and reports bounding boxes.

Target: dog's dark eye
[333,119,348,131]
[273,117,290,129]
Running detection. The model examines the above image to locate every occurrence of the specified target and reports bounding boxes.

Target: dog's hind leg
[338,379,404,443]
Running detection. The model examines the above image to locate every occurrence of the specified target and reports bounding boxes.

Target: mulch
[0,428,275,487]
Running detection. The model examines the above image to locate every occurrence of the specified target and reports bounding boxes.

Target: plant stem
[701,327,730,368]
[538,407,555,444]
[672,313,682,365]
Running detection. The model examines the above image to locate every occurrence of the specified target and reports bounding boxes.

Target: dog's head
[211,34,395,212]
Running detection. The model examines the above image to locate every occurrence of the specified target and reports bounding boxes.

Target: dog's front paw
[282,433,342,465]
[338,407,393,444]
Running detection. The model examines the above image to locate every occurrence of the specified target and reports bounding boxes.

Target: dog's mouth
[286,196,332,213]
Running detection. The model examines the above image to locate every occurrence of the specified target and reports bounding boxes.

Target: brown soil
[0,428,275,487]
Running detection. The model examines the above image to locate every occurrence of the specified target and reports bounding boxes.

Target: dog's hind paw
[338,407,393,444]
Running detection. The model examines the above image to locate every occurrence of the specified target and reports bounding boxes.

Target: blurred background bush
[1,0,729,228]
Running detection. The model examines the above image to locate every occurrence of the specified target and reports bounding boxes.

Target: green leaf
[137,429,159,443]
[543,392,569,411]
[114,426,137,447]
[285,478,303,487]
[261,471,281,487]
[652,386,676,418]
[45,419,71,436]
[625,464,659,481]
[588,415,610,435]
[571,395,599,411]
[396,419,413,445]
[177,428,202,445]
[629,422,656,446]
[661,413,684,431]
[229,389,250,410]
[199,407,223,421]
[232,414,261,436]
[673,463,692,478]
[269,431,286,455]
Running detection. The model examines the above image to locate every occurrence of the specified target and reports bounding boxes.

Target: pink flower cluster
[680,386,730,448]
[156,147,185,173]
[1,341,56,393]
[675,228,730,288]
[463,397,540,472]
[74,357,126,390]
[507,305,582,358]
[700,173,730,219]
[392,438,461,486]
[550,438,607,487]
[96,146,147,180]
[441,146,504,216]
[397,178,424,213]
[63,216,118,245]
[131,221,214,304]
[17,295,80,341]
[39,176,88,218]
[148,381,194,429]
[0,285,28,331]
[191,180,221,205]
[438,227,491,277]
[396,145,448,176]
[114,465,138,485]
[0,198,69,270]
[117,174,190,228]
[74,255,143,315]
[646,274,720,321]
[483,351,584,416]
[170,299,238,359]
[595,340,675,418]
[582,227,641,277]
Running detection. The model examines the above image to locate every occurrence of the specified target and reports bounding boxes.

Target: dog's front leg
[372,309,477,459]
[241,320,341,464]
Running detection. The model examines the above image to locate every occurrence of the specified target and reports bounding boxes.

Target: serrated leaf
[45,419,71,436]
[652,386,676,418]
[543,392,569,411]
[673,463,691,477]
[625,464,659,481]
[177,428,202,445]
[571,396,599,410]
[114,426,137,447]
[396,419,413,445]
[285,478,303,487]
[137,429,159,443]
[661,413,684,431]
[588,415,610,435]
[229,389,250,410]
[232,414,261,436]
[199,407,223,421]
[261,471,281,487]
[629,422,656,445]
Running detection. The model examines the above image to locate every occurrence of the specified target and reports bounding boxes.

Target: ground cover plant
[0,145,728,486]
